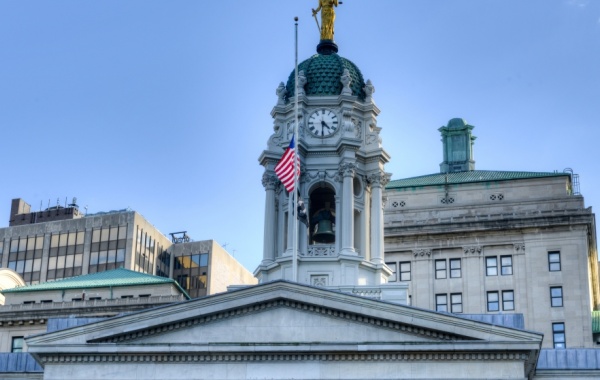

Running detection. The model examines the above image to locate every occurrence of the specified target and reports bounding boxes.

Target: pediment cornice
[26,281,543,347]
[38,350,532,365]
[92,298,463,344]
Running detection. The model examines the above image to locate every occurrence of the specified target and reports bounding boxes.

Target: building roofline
[386,170,570,190]
[1,268,190,299]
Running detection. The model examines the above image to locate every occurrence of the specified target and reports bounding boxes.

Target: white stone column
[261,173,278,263]
[285,194,294,256]
[369,171,389,264]
[339,163,356,255]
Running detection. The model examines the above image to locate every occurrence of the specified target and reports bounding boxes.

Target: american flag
[275,135,300,192]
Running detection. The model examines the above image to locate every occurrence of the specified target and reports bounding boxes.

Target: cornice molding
[92,298,462,344]
[39,351,531,365]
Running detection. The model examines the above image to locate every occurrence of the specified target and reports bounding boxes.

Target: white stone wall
[384,175,599,348]
[41,359,529,380]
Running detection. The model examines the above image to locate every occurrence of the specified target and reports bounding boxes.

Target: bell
[313,219,335,243]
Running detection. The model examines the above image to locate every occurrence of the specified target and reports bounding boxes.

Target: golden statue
[312,0,339,41]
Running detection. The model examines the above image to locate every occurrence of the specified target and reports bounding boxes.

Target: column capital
[262,173,279,191]
[339,162,357,178]
[367,171,390,187]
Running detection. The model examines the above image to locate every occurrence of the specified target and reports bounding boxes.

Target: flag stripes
[275,135,300,192]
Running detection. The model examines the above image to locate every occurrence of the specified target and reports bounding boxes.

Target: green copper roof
[2,268,189,298]
[593,311,600,333]
[386,170,570,190]
[286,53,366,100]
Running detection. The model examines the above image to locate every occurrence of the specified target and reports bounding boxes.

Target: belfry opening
[309,186,336,244]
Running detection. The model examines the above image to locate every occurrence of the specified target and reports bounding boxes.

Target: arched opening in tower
[309,187,336,244]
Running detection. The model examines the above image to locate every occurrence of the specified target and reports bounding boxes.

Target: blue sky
[1,0,599,272]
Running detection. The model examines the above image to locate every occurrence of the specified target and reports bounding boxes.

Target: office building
[0,201,256,298]
[384,118,600,348]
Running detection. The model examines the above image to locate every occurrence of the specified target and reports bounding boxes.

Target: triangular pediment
[27,281,541,350]
[98,301,448,345]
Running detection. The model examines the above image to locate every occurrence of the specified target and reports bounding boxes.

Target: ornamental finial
[312,0,342,55]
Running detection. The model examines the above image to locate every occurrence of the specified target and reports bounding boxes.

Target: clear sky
[1,0,599,272]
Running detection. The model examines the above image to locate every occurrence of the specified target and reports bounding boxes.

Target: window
[11,337,24,353]
[553,322,566,348]
[399,262,411,281]
[449,258,461,278]
[435,260,447,279]
[486,256,512,276]
[436,293,462,313]
[8,235,43,284]
[386,262,397,282]
[435,294,448,312]
[486,257,498,276]
[502,290,515,310]
[451,293,463,313]
[549,251,561,271]
[89,226,126,275]
[488,290,514,311]
[173,252,209,298]
[48,231,84,281]
[156,250,171,278]
[551,286,563,307]
[487,291,499,311]
[500,256,513,275]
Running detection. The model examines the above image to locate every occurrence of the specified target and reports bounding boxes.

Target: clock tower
[256,10,398,295]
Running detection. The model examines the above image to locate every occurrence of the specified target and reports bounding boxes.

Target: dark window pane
[549,252,561,271]
[11,337,24,353]
[200,254,208,267]
[116,249,125,263]
[487,292,499,311]
[486,257,497,276]
[191,254,201,267]
[386,262,397,282]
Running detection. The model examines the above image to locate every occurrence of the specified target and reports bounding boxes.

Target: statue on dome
[312,0,339,41]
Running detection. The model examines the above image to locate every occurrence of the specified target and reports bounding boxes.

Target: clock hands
[309,110,337,137]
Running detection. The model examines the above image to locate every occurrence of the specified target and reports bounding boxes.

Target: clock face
[308,109,338,137]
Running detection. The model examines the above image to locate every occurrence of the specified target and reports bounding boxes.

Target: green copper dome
[286,53,366,101]
[447,118,469,129]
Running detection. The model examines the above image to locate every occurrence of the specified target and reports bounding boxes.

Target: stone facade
[26,281,544,380]
[0,204,256,298]
[256,50,395,298]
[384,167,599,349]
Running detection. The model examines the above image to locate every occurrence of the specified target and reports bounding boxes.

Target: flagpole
[292,16,299,282]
